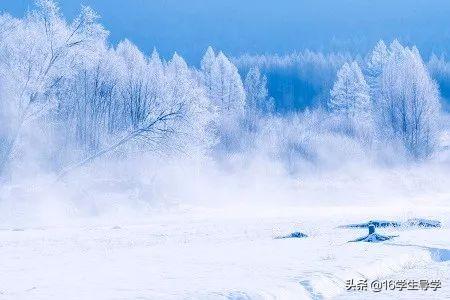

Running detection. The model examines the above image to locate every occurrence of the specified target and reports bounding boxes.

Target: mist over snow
[0,0,449,231]
[0,1,449,299]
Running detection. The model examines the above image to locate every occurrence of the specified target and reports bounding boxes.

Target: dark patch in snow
[340,220,401,229]
[349,225,397,242]
[340,218,441,229]
[274,232,308,239]
[227,291,253,300]
[404,218,441,228]
[349,233,398,243]
[299,280,323,300]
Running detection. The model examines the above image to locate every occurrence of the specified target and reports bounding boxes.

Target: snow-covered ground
[1,205,448,300]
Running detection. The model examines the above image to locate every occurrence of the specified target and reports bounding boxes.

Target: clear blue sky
[1,0,450,63]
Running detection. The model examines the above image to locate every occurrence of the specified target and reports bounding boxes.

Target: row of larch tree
[0,0,444,181]
[329,40,441,159]
[0,1,268,178]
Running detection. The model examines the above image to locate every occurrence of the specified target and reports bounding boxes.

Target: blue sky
[1,0,450,63]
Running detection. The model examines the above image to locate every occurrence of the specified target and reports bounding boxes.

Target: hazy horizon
[2,0,450,63]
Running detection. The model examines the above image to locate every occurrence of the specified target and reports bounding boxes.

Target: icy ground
[0,205,449,300]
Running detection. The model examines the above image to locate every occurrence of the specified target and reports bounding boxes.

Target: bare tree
[57,104,185,179]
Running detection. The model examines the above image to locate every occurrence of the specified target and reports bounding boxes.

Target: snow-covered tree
[243,67,273,130]
[379,43,441,158]
[57,47,216,176]
[0,1,218,179]
[244,67,271,113]
[329,62,372,128]
[366,40,389,103]
[201,48,246,116]
[366,40,389,79]
[200,48,246,146]
[200,46,216,96]
[0,0,107,176]
[164,53,216,153]
[234,51,350,109]
[57,46,125,154]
